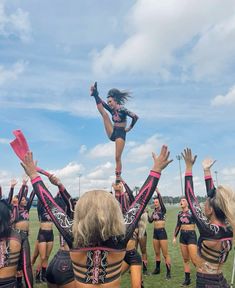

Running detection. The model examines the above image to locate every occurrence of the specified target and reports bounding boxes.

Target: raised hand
[152,145,173,173]
[202,158,216,171]
[181,148,197,171]
[10,178,18,188]
[21,151,38,180]
[90,81,99,97]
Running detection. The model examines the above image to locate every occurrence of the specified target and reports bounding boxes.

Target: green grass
[28,206,234,287]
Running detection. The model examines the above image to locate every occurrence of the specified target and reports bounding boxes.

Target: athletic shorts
[179,230,197,245]
[46,250,74,285]
[37,229,54,243]
[196,272,229,288]
[153,228,168,240]
[124,249,142,266]
[0,277,16,287]
[110,127,126,142]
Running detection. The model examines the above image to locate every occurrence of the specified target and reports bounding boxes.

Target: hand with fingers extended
[181,148,197,172]
[90,81,98,97]
[152,145,173,173]
[20,151,39,180]
[10,178,18,188]
[202,158,216,171]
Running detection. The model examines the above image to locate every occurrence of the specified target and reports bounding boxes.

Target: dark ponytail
[107,88,131,105]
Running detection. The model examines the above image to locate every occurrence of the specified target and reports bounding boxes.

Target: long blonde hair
[216,185,235,232]
[73,190,126,247]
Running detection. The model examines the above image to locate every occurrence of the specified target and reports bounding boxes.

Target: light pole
[176,155,184,196]
[78,173,82,199]
[214,171,218,186]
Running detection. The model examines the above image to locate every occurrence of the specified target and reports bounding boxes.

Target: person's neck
[182,207,189,213]
[210,214,224,226]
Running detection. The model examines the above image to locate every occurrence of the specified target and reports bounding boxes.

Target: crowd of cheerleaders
[0,83,234,288]
[0,147,234,288]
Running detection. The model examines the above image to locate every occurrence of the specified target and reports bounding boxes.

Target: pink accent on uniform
[150,171,161,178]
[185,172,192,177]
[205,176,212,180]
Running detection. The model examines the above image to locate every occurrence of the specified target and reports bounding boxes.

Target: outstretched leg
[91,86,113,138]
[115,138,125,183]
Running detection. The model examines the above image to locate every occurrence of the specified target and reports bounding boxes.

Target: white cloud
[87,161,113,180]
[88,142,115,158]
[126,134,165,163]
[0,61,27,86]
[211,85,235,106]
[0,137,10,144]
[221,167,235,176]
[50,162,83,178]
[79,145,87,154]
[92,0,235,80]
[0,2,31,42]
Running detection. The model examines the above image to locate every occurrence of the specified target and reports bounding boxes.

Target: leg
[159,239,171,279]
[129,265,142,288]
[188,244,199,267]
[121,261,130,274]
[41,241,54,281]
[38,241,47,281]
[115,138,125,182]
[139,235,148,275]
[180,244,191,286]
[152,239,161,274]
[93,99,113,138]
[31,240,39,265]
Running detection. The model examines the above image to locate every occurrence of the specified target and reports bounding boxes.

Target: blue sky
[0,0,235,197]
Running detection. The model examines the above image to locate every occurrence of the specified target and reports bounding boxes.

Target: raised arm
[182,148,215,237]
[123,145,172,243]
[202,158,216,196]
[18,177,29,204]
[113,182,130,214]
[49,175,74,218]
[7,179,17,204]
[122,180,135,205]
[26,190,36,211]
[21,152,74,248]
[157,189,166,214]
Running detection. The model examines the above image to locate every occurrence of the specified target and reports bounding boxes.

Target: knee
[183,258,190,265]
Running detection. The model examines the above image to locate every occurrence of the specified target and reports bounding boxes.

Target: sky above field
[1,0,235,198]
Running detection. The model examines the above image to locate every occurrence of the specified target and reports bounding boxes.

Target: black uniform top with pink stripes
[15,189,35,223]
[185,172,233,264]
[101,100,138,128]
[174,209,196,237]
[30,170,160,284]
[148,192,166,222]
[115,180,135,215]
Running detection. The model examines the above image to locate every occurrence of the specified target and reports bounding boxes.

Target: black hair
[0,200,12,238]
[107,88,131,105]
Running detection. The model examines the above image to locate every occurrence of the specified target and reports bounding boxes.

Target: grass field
[28,206,234,288]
